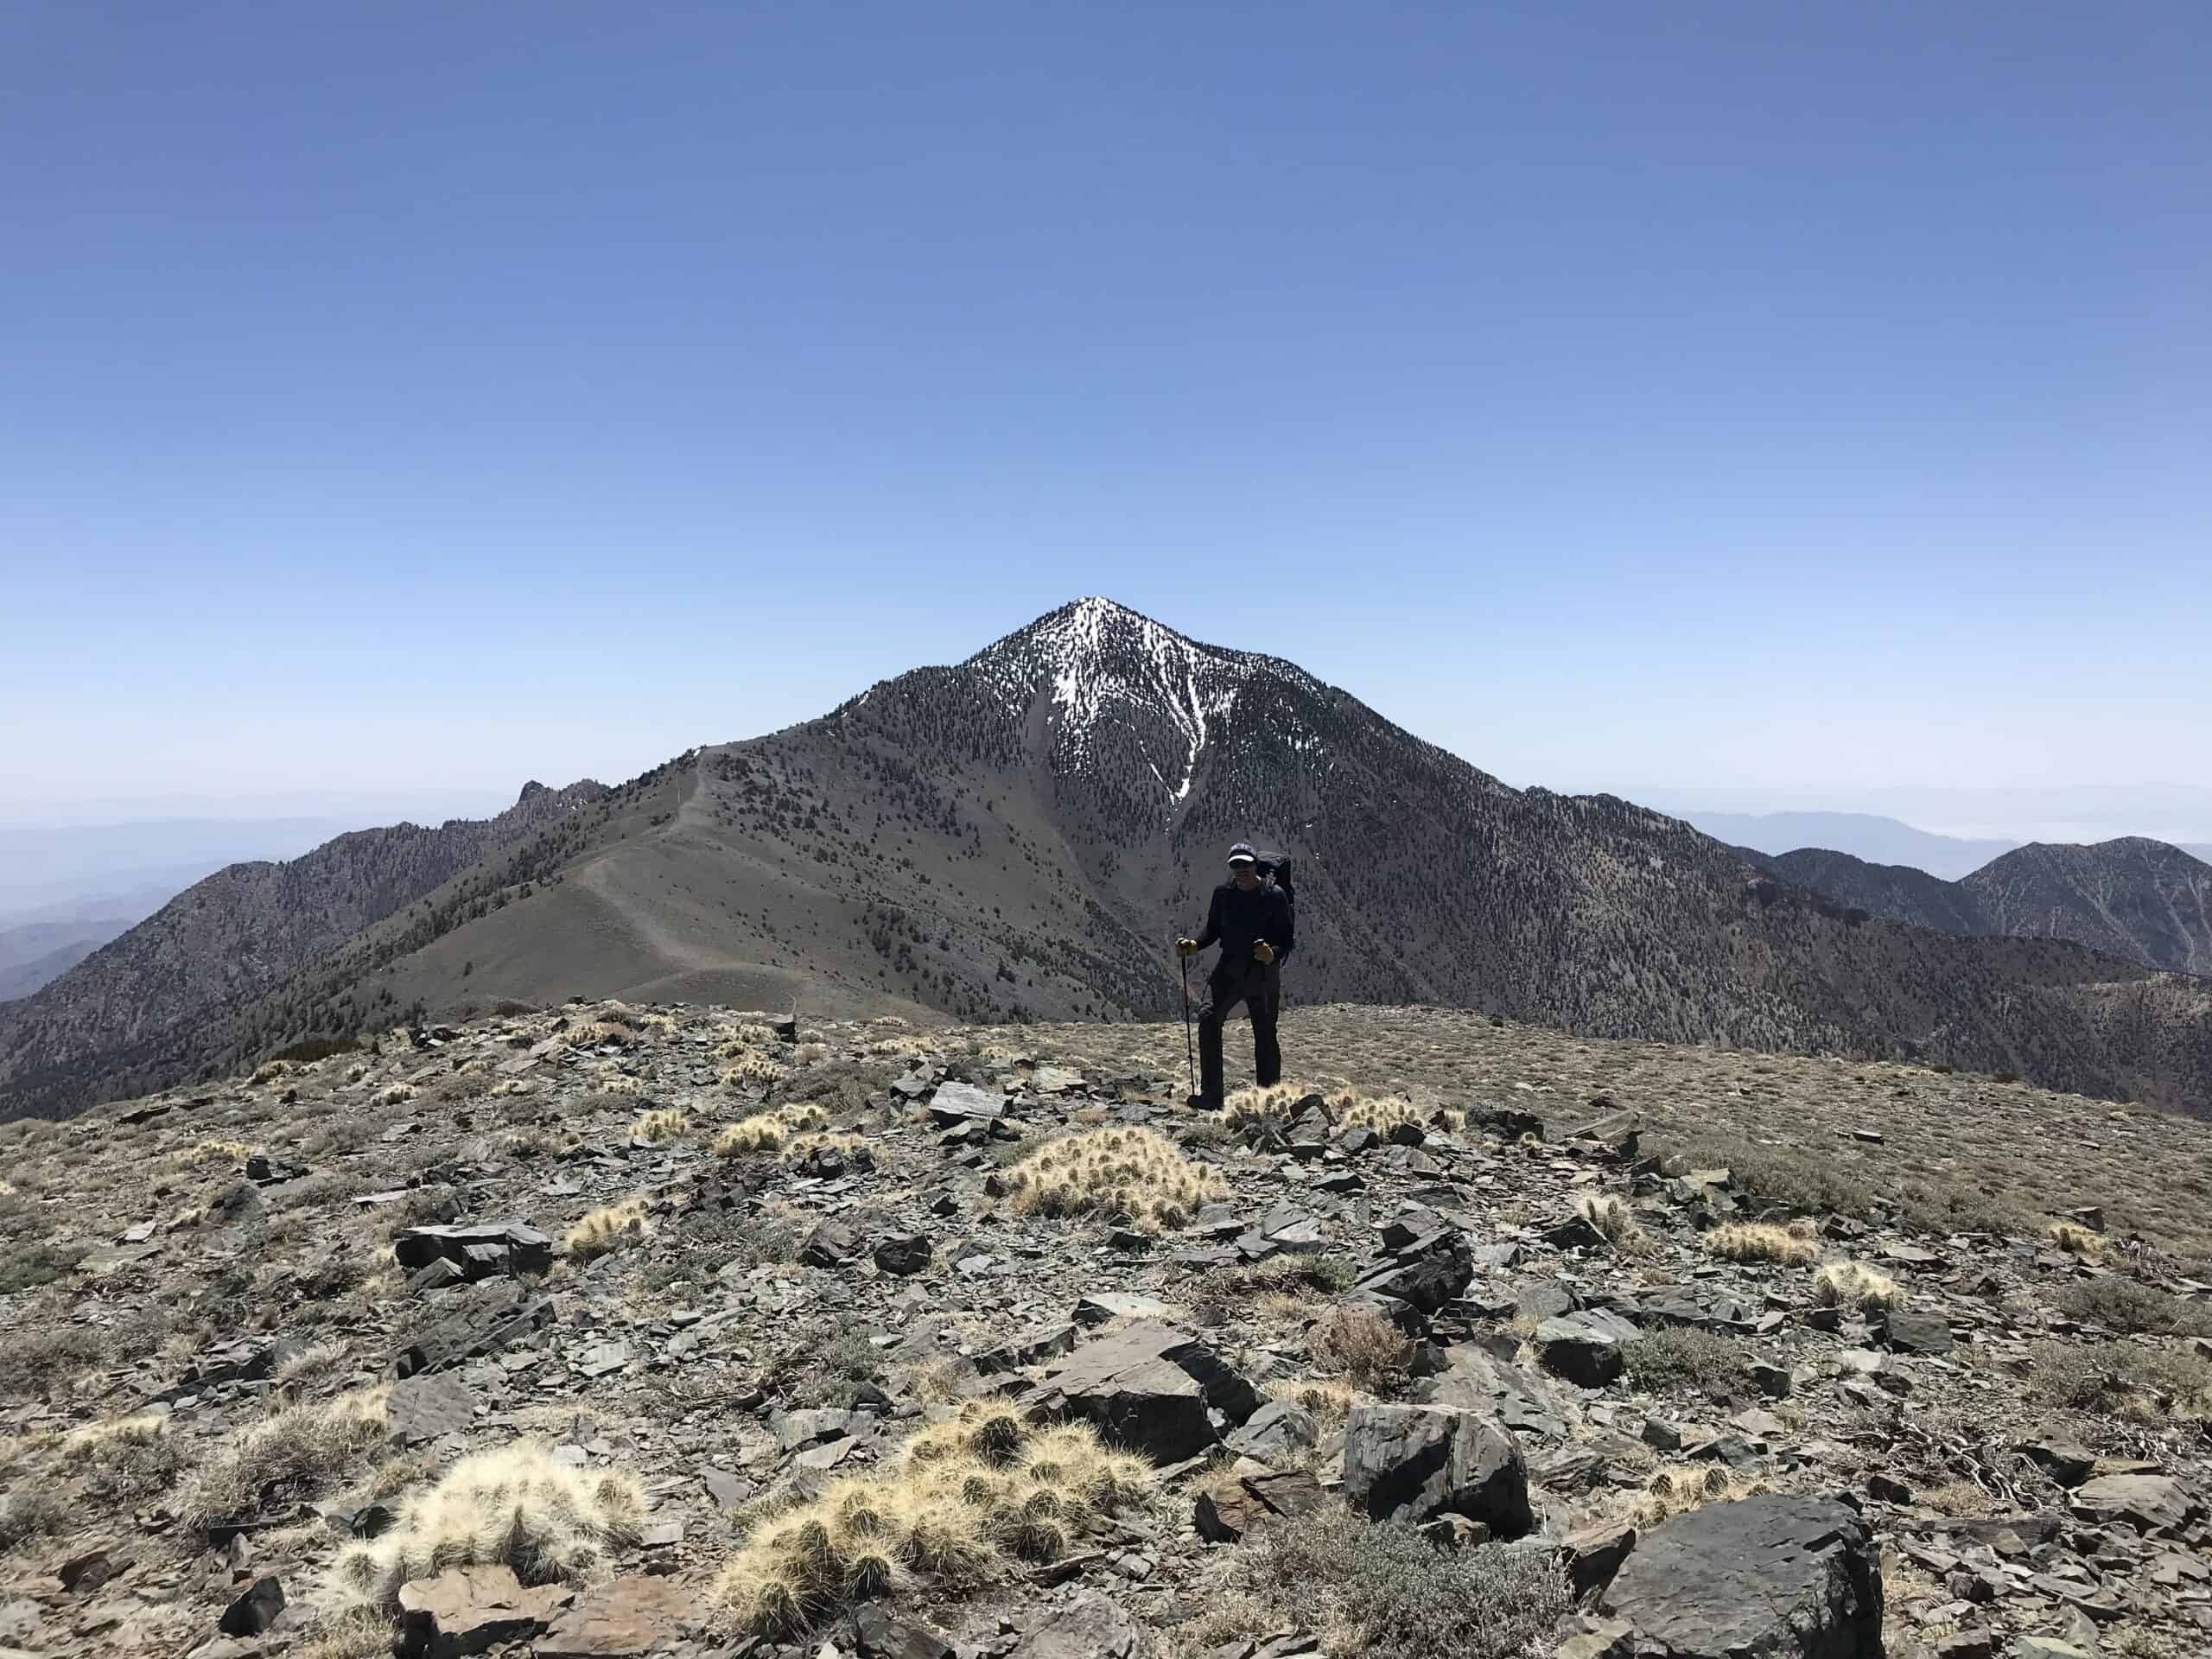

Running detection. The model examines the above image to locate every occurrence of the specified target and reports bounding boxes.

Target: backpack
[1257,851,1295,957]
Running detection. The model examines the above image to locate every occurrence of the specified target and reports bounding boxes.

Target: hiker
[1178,841,1295,1107]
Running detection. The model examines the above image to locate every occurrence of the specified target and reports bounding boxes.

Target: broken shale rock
[391,1220,554,1281]
[1342,1402,1533,1535]
[1040,1319,1259,1461]
[1597,1493,1883,1658]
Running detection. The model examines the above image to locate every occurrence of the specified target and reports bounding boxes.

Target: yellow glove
[1253,940,1275,965]
[1176,938,1198,958]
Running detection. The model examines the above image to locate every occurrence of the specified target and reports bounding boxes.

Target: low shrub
[1190,1504,1569,1659]
[2025,1339,2212,1425]
[1621,1327,1748,1396]
[1306,1306,1414,1394]
[2054,1276,2212,1338]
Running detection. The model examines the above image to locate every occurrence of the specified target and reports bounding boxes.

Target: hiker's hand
[1252,940,1275,965]
[1176,938,1198,958]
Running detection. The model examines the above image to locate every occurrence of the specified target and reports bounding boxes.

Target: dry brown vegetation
[998,1125,1226,1232]
[709,1401,1151,1638]
[564,1196,648,1260]
[1703,1220,1819,1266]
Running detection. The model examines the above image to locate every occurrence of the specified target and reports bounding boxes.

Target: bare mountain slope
[4,600,2211,1119]
[0,780,607,1112]
[1749,837,2212,977]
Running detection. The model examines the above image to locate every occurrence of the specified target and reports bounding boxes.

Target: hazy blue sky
[6,2,2206,828]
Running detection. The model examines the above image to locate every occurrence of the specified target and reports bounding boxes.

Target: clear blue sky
[6,2,2207,821]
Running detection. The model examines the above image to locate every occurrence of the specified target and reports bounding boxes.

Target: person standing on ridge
[1178,841,1294,1108]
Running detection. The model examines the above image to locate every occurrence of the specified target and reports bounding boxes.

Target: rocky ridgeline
[0,1002,2207,1659]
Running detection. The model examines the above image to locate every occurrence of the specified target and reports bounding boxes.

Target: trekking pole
[1179,950,1197,1102]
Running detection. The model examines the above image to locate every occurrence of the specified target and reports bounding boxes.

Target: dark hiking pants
[1198,958,1281,1105]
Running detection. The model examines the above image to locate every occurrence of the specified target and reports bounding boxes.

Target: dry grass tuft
[710,1402,1149,1638]
[783,1130,866,1166]
[172,1138,253,1168]
[1704,1220,1818,1266]
[630,1108,691,1144]
[564,1197,648,1261]
[1638,1462,1770,1522]
[2047,1221,2109,1261]
[998,1126,1227,1232]
[1813,1260,1904,1313]
[334,1441,645,1608]
[181,1389,390,1530]
[712,1104,830,1157]
[1306,1306,1414,1393]
[1575,1192,1653,1253]
[66,1412,168,1449]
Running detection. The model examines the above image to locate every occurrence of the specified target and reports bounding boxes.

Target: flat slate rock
[397,1563,561,1656]
[534,1574,690,1657]
[2071,1472,2194,1534]
[928,1081,1007,1122]
[1598,1493,1883,1658]
[385,1373,475,1446]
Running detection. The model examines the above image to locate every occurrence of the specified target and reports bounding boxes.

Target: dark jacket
[1194,880,1294,968]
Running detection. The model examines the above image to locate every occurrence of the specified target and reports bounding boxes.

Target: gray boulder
[1598,1493,1882,1657]
[1536,1309,1640,1387]
[1042,1320,1258,1461]
[1342,1403,1531,1535]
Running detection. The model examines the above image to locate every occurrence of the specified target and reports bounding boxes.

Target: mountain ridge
[1750,836,2212,976]
[3,597,2209,1119]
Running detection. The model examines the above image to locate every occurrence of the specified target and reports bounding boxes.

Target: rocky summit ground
[3,1001,2209,1659]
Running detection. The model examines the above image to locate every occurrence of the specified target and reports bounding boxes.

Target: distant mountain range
[1673,810,2020,881]
[0,782,606,1108]
[4,599,2209,1120]
[1744,838,2212,977]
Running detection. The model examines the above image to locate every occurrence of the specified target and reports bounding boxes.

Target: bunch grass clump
[172,1138,253,1169]
[713,1104,830,1158]
[2047,1221,2109,1262]
[1813,1261,1903,1314]
[783,1130,866,1166]
[998,1126,1226,1233]
[1575,1192,1653,1253]
[710,1402,1149,1639]
[181,1389,391,1531]
[334,1441,645,1608]
[564,1197,648,1261]
[1703,1220,1818,1266]
[630,1108,691,1145]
